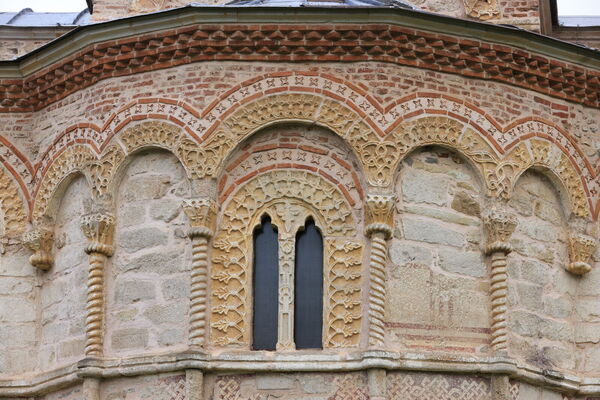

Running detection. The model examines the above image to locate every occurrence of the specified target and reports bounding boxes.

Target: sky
[0,0,598,14]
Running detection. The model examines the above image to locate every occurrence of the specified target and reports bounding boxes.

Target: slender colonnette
[183,198,217,348]
[365,194,395,347]
[483,208,517,353]
[81,212,116,357]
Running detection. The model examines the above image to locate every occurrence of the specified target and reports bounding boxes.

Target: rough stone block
[143,302,187,325]
[119,227,169,253]
[402,216,465,247]
[115,280,156,304]
[161,277,189,300]
[401,168,449,206]
[256,374,295,390]
[111,328,148,350]
[438,248,485,277]
[150,200,181,222]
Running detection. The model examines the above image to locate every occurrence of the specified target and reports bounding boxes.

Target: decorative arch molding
[31,121,196,223]
[25,72,600,221]
[210,169,363,348]
[0,163,27,237]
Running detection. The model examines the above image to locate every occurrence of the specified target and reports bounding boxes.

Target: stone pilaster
[365,194,395,348]
[483,207,517,354]
[567,232,596,275]
[183,198,217,349]
[22,227,54,270]
[81,212,115,357]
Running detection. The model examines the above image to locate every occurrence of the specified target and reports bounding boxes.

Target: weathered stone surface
[256,374,295,390]
[402,216,466,247]
[111,328,149,350]
[161,278,188,300]
[119,227,169,253]
[438,248,485,277]
[389,241,433,267]
[115,280,156,304]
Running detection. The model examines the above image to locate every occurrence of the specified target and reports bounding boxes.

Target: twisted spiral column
[489,250,509,351]
[483,208,516,355]
[183,199,217,349]
[188,227,211,348]
[81,213,115,358]
[368,230,388,347]
[365,193,395,349]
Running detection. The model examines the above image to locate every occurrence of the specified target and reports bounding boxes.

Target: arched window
[294,218,323,349]
[252,216,279,350]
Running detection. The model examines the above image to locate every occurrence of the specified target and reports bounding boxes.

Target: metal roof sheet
[0,8,90,26]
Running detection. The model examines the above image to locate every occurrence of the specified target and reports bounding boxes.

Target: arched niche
[506,168,576,372]
[105,149,192,356]
[388,145,489,354]
[39,174,91,371]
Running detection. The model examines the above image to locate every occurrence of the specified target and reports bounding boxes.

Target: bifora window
[252,215,323,350]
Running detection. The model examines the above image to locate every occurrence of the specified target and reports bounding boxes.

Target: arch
[506,138,590,219]
[210,169,362,348]
[32,145,96,224]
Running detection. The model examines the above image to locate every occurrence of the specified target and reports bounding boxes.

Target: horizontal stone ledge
[1,350,598,397]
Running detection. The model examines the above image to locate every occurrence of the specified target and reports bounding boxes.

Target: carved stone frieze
[22,227,54,270]
[0,166,27,237]
[567,233,597,275]
[463,0,501,20]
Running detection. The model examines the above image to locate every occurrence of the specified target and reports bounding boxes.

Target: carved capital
[567,233,596,275]
[183,198,217,239]
[22,228,54,270]
[483,208,517,255]
[365,194,395,239]
[81,213,116,256]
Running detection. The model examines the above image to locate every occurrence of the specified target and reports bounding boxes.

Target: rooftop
[0,8,90,27]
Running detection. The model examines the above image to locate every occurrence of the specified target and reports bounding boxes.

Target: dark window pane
[294,218,323,349]
[252,216,279,350]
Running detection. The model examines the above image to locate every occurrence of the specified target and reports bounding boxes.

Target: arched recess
[210,168,363,349]
[506,138,591,220]
[388,145,489,353]
[39,173,91,370]
[105,148,192,355]
[506,169,575,372]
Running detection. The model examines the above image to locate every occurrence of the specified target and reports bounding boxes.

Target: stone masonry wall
[106,150,191,355]
[38,176,90,371]
[0,243,36,376]
[387,147,489,354]
[507,171,576,372]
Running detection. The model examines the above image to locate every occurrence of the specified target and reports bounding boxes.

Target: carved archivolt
[28,78,598,225]
[0,165,27,237]
[210,169,362,348]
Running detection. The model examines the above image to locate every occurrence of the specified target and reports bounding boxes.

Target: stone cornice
[2,350,600,397]
[0,7,600,112]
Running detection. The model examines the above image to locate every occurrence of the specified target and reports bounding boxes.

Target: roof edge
[0,5,599,78]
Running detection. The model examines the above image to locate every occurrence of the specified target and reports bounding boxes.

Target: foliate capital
[183,198,217,238]
[483,208,517,255]
[22,227,54,270]
[567,233,596,275]
[365,194,395,239]
[81,213,116,256]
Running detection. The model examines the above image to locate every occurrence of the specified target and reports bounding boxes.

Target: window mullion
[276,233,296,350]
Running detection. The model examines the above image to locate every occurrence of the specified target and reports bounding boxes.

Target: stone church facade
[0,0,599,399]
